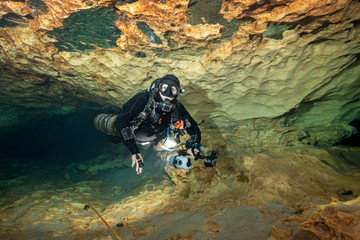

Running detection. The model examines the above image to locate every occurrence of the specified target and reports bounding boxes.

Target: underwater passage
[1,82,360,239]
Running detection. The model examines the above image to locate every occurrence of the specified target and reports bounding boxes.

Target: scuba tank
[93,113,119,136]
[93,79,158,138]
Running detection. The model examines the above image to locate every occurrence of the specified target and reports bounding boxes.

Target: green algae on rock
[28,0,49,14]
[0,13,28,28]
[186,0,242,41]
[262,22,297,40]
[48,7,122,52]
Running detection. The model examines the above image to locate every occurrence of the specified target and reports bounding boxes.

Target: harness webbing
[131,89,177,129]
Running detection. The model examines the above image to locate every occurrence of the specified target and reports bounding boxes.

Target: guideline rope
[62,171,122,240]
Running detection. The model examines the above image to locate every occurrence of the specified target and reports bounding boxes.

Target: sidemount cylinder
[94,114,118,137]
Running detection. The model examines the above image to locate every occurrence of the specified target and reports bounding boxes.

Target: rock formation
[1,0,359,144]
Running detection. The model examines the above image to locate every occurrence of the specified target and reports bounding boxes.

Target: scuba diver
[94,74,207,174]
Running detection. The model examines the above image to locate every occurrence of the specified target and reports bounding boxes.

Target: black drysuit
[114,90,201,155]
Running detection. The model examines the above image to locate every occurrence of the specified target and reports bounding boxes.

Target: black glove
[203,151,217,167]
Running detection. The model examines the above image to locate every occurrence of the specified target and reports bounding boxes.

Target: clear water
[0,107,170,202]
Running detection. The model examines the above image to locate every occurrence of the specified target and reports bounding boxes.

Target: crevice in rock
[135,51,147,58]
[308,38,330,45]
[351,19,360,27]
[136,22,162,45]
[262,22,297,40]
[298,32,308,37]
[163,31,179,48]
[0,13,27,28]
[115,0,139,7]
[310,21,331,35]
[265,3,288,12]
[246,0,269,12]
[187,0,199,8]
[237,16,256,23]
[335,119,360,146]
[27,0,49,14]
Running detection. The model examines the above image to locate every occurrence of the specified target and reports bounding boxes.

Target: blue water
[0,107,170,201]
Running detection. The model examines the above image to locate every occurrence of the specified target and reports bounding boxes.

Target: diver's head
[157,74,184,101]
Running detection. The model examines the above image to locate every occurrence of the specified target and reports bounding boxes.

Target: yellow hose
[62,171,122,240]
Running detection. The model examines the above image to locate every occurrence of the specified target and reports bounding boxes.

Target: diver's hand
[187,148,199,160]
[131,154,144,174]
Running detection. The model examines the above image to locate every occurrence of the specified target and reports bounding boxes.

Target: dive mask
[159,82,180,98]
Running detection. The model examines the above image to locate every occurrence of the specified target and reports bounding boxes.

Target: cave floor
[1,145,359,239]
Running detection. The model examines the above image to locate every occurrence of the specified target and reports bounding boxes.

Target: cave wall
[1,0,360,145]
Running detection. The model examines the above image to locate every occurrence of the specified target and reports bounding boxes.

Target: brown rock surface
[300,202,360,240]
[114,0,225,50]
[269,198,360,240]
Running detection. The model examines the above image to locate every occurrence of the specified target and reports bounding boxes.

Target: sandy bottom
[122,204,294,240]
[0,168,294,240]
[0,160,293,239]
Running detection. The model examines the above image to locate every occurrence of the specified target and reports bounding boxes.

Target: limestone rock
[0,0,117,33]
[114,0,225,50]
[220,0,352,24]
[158,145,360,215]
[300,203,360,240]
[269,197,360,240]
[1,0,360,143]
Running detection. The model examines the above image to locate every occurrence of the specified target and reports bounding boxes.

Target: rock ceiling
[1,0,360,145]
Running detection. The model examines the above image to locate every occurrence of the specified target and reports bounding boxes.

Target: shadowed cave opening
[0,106,170,202]
[336,119,360,147]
